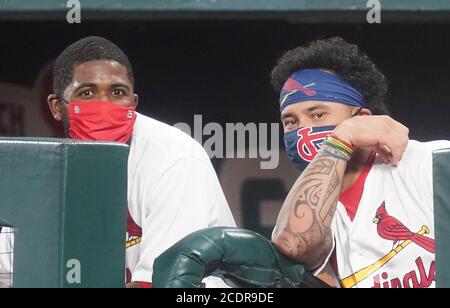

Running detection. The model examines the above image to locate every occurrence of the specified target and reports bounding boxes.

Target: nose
[98,93,109,102]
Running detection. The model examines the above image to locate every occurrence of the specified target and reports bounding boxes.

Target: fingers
[378,144,393,164]
[334,115,410,166]
[378,118,409,166]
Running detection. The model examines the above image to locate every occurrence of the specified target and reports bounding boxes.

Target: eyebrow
[73,83,131,92]
[305,104,331,113]
[73,83,97,92]
[111,83,131,91]
[280,112,295,121]
[281,103,331,120]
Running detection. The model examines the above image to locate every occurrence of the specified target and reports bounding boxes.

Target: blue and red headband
[279,69,367,112]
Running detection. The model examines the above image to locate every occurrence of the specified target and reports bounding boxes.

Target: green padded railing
[153,227,330,288]
[433,148,450,288]
[0,138,129,288]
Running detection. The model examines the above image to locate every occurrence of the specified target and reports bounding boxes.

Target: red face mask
[68,101,137,143]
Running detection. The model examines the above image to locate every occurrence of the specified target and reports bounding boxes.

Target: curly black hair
[271,37,389,115]
[53,36,134,97]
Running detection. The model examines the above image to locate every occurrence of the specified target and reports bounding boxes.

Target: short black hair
[271,37,389,115]
[53,36,134,97]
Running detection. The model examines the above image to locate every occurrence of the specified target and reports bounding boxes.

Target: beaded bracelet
[321,135,354,161]
[329,134,353,151]
[321,146,350,161]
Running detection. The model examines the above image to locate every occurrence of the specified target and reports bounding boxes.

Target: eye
[80,90,94,97]
[311,112,325,120]
[283,118,297,130]
[113,89,126,96]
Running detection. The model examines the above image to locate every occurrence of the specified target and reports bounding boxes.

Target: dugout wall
[0,138,128,287]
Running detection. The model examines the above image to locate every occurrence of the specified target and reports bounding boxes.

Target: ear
[132,94,139,107]
[47,94,65,122]
[358,108,372,116]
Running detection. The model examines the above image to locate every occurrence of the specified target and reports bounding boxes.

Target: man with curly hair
[271,37,449,288]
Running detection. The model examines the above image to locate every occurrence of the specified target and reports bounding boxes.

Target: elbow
[272,229,333,270]
[271,229,304,263]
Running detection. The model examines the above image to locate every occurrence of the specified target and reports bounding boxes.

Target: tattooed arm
[272,145,347,270]
[272,115,409,270]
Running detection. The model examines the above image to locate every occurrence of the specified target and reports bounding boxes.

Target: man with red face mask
[271,37,450,288]
[46,36,236,288]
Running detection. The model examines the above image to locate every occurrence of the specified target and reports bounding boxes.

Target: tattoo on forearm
[321,168,340,220]
[275,147,347,268]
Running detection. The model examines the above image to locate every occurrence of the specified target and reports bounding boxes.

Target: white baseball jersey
[125,113,236,286]
[0,227,13,288]
[326,140,450,288]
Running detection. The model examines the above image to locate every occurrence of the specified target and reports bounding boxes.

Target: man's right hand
[333,115,409,166]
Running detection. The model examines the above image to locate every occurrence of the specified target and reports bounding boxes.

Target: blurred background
[0,0,449,237]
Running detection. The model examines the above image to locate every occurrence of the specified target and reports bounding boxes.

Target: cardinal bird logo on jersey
[126,210,142,249]
[373,202,435,253]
